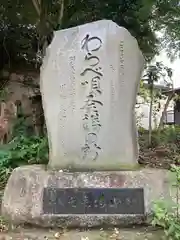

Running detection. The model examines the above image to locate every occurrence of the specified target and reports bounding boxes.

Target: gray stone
[2,165,171,227]
[40,20,144,170]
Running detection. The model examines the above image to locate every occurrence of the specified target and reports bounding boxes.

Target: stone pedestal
[2,165,171,227]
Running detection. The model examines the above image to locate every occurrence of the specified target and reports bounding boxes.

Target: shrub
[152,165,180,240]
[138,125,180,149]
[0,135,49,189]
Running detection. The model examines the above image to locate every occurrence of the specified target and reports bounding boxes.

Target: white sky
[152,31,180,88]
[155,51,180,88]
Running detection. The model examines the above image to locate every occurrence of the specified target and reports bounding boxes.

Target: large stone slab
[2,165,171,227]
[40,20,144,170]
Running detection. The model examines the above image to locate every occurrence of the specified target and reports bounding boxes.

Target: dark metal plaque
[42,188,144,215]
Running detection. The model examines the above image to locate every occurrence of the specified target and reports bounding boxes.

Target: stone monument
[1,20,172,227]
[40,19,142,170]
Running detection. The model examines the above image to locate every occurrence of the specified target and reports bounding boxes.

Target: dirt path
[0,227,164,240]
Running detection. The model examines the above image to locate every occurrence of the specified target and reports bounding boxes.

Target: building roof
[143,82,172,91]
[162,87,180,95]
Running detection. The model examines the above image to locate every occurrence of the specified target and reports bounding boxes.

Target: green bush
[0,135,49,167]
[152,165,180,239]
[0,135,49,189]
[152,126,180,146]
[138,125,180,149]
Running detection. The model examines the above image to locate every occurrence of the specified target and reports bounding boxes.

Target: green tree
[143,62,173,145]
[0,0,179,137]
[2,0,180,70]
[152,0,180,60]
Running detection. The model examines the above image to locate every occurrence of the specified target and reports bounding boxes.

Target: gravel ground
[0,226,164,240]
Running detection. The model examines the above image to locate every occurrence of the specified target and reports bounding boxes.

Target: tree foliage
[0,0,179,71]
[141,61,173,144]
[153,0,180,60]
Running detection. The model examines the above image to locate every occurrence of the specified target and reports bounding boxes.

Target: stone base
[1,165,172,228]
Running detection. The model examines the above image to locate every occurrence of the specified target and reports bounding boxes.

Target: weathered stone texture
[2,165,171,227]
[40,20,144,170]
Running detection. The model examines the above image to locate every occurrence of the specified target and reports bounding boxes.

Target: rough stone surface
[2,165,171,227]
[40,20,144,170]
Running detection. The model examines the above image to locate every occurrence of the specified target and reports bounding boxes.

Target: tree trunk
[148,82,154,146]
[58,0,64,27]
[31,95,45,137]
[30,0,65,137]
[158,93,174,130]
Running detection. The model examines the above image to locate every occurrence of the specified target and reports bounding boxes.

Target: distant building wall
[135,95,174,129]
[174,100,180,125]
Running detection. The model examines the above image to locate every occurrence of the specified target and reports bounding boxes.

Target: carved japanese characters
[40,20,144,170]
